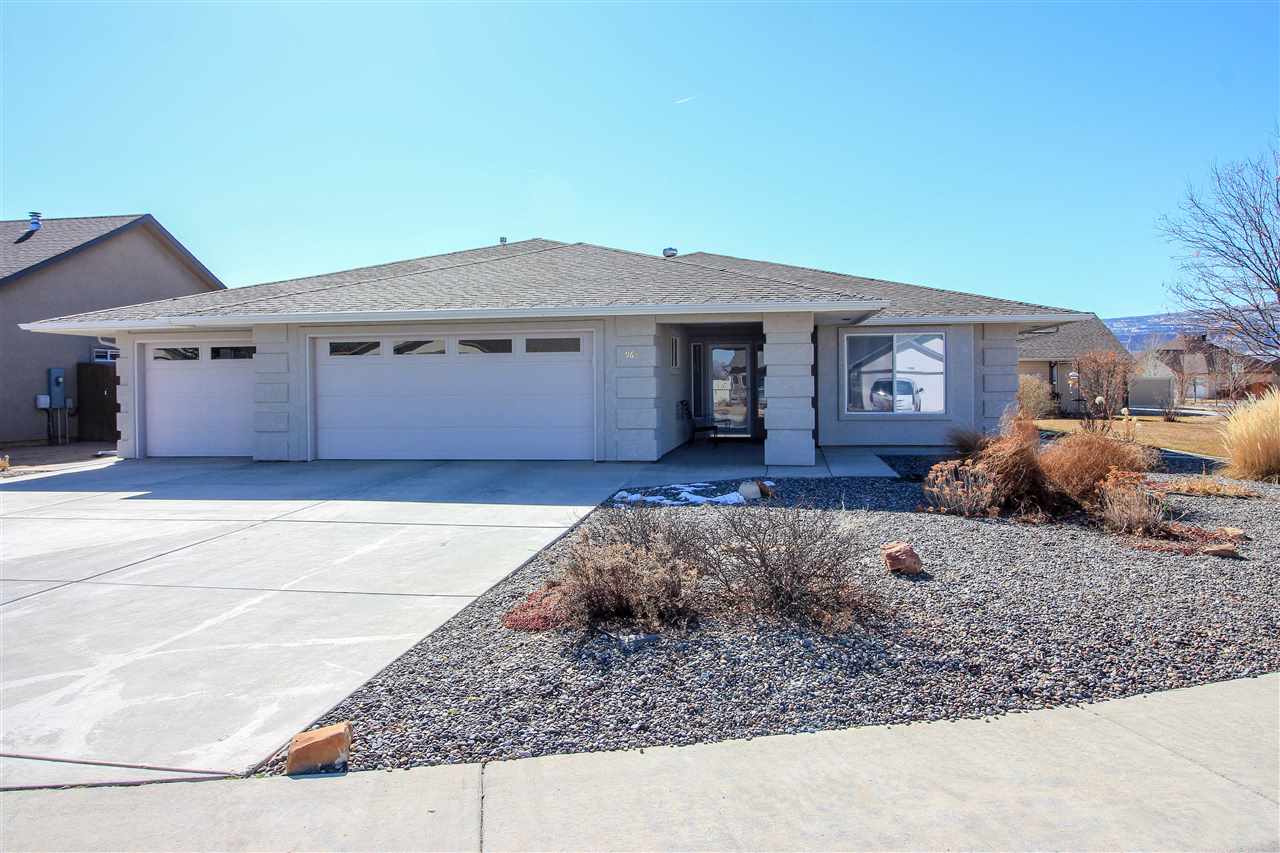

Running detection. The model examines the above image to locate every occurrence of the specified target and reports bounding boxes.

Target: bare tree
[1158,140,1280,360]
[1076,349,1133,428]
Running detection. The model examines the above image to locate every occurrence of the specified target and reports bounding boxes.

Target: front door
[709,345,751,437]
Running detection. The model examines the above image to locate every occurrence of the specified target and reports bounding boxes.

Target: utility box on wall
[47,367,67,409]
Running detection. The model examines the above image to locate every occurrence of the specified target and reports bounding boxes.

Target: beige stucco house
[23,238,1087,465]
[1017,314,1129,413]
[1,214,224,443]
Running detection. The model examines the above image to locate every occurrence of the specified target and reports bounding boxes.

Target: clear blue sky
[2,2,1275,317]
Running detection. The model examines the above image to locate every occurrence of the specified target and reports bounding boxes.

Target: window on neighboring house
[329,341,381,356]
[153,347,199,361]
[526,337,580,353]
[843,332,945,414]
[458,338,512,354]
[211,346,256,360]
[394,339,445,355]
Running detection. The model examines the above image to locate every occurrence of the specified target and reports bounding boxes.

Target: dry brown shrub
[973,413,1056,513]
[1039,431,1159,504]
[946,426,992,459]
[700,506,880,630]
[557,532,701,631]
[1017,373,1056,418]
[1098,469,1168,536]
[1223,388,1280,482]
[922,459,997,516]
[1150,477,1260,499]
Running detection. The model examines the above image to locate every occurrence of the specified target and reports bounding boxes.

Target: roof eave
[19,299,891,335]
[858,312,1092,326]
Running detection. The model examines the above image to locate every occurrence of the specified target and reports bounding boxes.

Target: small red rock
[881,542,923,575]
[285,721,352,775]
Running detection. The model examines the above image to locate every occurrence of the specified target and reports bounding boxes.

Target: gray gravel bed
[260,468,1279,775]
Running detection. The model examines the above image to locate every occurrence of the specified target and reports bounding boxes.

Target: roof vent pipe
[499,236,507,245]
[662,247,677,258]
[27,212,41,231]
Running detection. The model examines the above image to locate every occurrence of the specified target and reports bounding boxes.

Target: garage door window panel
[525,337,581,354]
[211,346,256,360]
[153,347,200,361]
[458,338,513,355]
[329,341,382,356]
[394,339,445,355]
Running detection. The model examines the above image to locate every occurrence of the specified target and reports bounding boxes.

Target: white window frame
[841,330,947,416]
[92,347,121,364]
[670,335,681,370]
[690,342,705,417]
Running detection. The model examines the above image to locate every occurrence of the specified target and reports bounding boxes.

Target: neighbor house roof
[1,214,224,290]
[1016,314,1128,360]
[23,239,891,331]
[678,251,1082,322]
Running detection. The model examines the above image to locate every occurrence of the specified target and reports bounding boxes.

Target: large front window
[844,332,945,414]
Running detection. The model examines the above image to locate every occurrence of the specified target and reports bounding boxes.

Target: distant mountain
[1103,312,1206,351]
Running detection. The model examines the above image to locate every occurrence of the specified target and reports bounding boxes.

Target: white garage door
[144,343,256,457]
[314,332,595,460]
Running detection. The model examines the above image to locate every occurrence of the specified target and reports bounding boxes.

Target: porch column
[763,312,816,466]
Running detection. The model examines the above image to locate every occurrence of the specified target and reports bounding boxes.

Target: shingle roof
[1016,314,1129,360]
[1,215,145,283]
[678,251,1080,319]
[31,240,882,326]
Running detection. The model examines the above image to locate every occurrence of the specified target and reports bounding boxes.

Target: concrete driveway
[0,457,633,789]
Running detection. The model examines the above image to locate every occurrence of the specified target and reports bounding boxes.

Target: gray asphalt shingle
[33,240,878,325]
[1,215,144,283]
[1017,314,1129,360]
[678,251,1080,319]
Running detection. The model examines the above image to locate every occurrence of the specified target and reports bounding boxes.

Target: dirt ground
[1036,416,1227,459]
[0,441,117,477]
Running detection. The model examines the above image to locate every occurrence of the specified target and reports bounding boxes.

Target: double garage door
[314,331,595,460]
[143,332,596,460]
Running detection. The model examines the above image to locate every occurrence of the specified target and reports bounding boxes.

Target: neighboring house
[1,214,223,443]
[1016,314,1129,413]
[1135,334,1279,402]
[22,239,1086,465]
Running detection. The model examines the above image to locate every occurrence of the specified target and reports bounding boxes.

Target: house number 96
[624,350,638,359]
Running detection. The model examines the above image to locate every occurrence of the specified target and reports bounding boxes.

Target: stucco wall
[0,225,218,442]
[816,323,978,446]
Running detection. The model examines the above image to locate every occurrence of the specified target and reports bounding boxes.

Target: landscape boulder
[1201,543,1240,558]
[737,481,762,500]
[285,721,352,776]
[881,542,923,575]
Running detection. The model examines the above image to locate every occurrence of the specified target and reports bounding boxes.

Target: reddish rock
[285,721,352,775]
[881,542,923,575]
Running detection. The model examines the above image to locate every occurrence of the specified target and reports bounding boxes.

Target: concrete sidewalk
[3,674,1275,852]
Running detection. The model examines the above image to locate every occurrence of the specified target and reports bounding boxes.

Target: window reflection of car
[870,378,924,412]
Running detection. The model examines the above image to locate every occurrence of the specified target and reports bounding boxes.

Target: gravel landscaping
[262,454,1279,774]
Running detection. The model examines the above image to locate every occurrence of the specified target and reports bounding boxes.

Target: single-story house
[22,238,1087,465]
[1017,314,1129,413]
[1135,333,1280,401]
[1,214,224,443]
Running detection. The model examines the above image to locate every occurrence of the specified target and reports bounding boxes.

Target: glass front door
[710,345,751,436]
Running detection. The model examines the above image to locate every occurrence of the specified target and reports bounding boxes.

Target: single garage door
[144,343,256,456]
[314,332,595,460]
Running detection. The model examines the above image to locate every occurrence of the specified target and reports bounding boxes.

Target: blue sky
[2,2,1275,317]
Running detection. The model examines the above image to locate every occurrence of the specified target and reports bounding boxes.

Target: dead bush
[502,582,567,631]
[1017,374,1056,418]
[974,414,1056,514]
[557,531,701,631]
[1039,431,1158,504]
[1098,469,1168,536]
[582,505,708,563]
[946,426,992,459]
[1150,477,1260,499]
[700,506,879,629]
[922,459,997,516]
